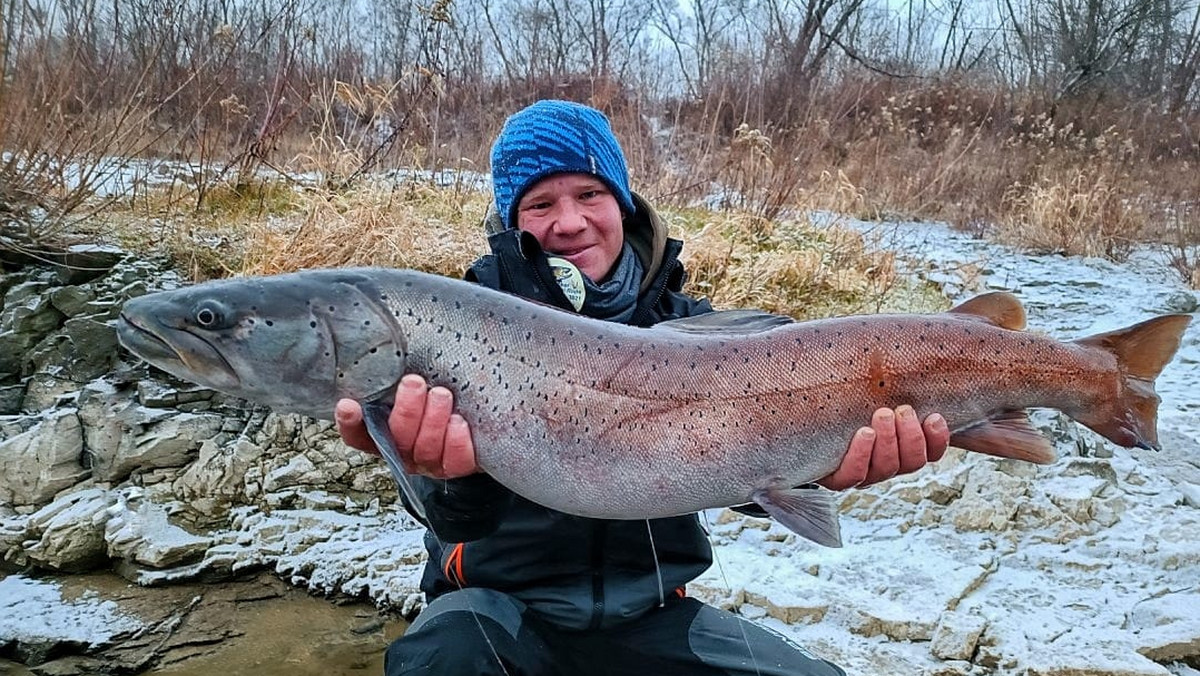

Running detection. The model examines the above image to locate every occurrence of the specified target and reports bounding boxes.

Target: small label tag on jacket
[547,257,585,311]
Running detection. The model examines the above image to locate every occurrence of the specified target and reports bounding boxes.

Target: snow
[0,575,143,647]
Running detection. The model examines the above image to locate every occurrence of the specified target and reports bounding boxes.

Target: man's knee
[384,589,536,676]
[385,610,514,675]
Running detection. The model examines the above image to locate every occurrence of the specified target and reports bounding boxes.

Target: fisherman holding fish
[335,101,952,676]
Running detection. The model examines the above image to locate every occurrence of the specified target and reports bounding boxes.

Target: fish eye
[193,303,225,328]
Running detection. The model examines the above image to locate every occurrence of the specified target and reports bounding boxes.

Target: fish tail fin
[1072,314,1192,450]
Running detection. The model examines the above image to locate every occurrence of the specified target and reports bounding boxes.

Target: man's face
[516,173,625,282]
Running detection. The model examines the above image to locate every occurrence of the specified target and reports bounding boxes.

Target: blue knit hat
[490,100,636,231]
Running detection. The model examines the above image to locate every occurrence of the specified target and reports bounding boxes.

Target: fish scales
[116,267,1191,544]
[398,292,1109,517]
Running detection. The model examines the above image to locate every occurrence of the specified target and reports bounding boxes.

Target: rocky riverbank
[0,251,422,673]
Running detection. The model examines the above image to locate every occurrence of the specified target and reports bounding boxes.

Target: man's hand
[818,406,950,490]
[335,374,479,479]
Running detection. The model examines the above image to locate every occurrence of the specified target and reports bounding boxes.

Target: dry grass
[97,177,490,280]
[672,209,900,318]
[998,167,1146,259]
[95,174,936,319]
[239,180,489,278]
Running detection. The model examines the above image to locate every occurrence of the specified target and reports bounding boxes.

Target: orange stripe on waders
[444,543,466,585]
[674,586,686,598]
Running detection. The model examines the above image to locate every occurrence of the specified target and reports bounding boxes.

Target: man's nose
[552,200,587,235]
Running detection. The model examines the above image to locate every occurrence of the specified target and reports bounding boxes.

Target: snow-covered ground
[3,216,1197,675]
[0,576,142,649]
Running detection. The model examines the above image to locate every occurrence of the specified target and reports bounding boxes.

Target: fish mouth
[116,312,240,388]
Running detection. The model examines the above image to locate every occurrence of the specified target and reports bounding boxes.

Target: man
[336,100,950,675]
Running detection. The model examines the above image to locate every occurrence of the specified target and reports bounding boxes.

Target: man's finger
[412,386,453,475]
[865,408,900,484]
[818,427,874,490]
[923,413,950,463]
[389,375,429,456]
[894,405,928,474]
[440,414,479,478]
[334,399,377,454]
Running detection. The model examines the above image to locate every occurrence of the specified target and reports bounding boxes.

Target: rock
[22,487,114,571]
[54,244,126,285]
[3,278,54,306]
[930,610,988,661]
[1057,457,1119,484]
[1161,291,1198,314]
[136,379,216,408]
[1043,475,1110,523]
[173,437,262,517]
[104,490,213,568]
[77,381,224,483]
[945,464,1028,533]
[851,605,937,641]
[19,372,82,412]
[1181,483,1200,509]
[48,285,97,317]
[0,409,89,506]
[26,315,120,382]
[743,589,829,624]
[1023,640,1172,675]
[262,454,324,493]
[923,663,973,676]
[0,286,65,379]
[0,382,24,413]
[1129,591,1200,664]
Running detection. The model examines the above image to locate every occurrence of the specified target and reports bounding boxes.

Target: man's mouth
[553,244,592,258]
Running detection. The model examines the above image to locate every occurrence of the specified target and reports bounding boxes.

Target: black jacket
[408,195,717,631]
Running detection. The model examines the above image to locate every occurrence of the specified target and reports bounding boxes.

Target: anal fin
[362,400,428,522]
[949,410,1056,464]
[750,487,843,547]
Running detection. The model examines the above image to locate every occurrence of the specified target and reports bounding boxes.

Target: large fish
[116,268,1191,546]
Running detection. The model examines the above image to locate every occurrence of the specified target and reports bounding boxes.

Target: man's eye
[579,190,599,200]
[524,201,551,211]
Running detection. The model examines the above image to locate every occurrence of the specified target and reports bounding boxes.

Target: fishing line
[701,510,763,676]
[645,520,665,607]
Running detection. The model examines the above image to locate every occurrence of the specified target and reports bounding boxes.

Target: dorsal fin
[654,309,794,335]
[948,292,1026,330]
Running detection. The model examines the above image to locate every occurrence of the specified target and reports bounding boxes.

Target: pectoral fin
[750,487,843,547]
[362,400,428,522]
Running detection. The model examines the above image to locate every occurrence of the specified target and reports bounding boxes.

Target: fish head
[116,271,408,419]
